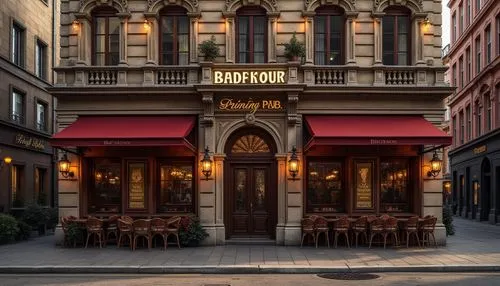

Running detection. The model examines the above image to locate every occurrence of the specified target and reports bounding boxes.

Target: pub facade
[51,0,452,245]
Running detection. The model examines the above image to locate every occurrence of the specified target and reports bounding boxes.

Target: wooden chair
[166,216,182,248]
[133,219,152,251]
[382,216,399,249]
[85,217,104,248]
[369,218,385,249]
[314,216,330,248]
[121,216,134,224]
[150,218,167,250]
[421,216,437,247]
[105,215,119,246]
[300,217,316,247]
[117,218,133,249]
[351,216,368,248]
[333,216,350,248]
[403,216,421,248]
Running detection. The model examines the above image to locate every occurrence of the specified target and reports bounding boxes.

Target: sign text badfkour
[213,70,286,84]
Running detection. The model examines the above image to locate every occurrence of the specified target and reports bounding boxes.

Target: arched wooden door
[224,128,277,239]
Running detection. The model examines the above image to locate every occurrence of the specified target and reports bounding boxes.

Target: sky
[442,1,450,47]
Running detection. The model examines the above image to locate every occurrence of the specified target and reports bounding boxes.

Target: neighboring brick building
[51,0,452,245]
[0,0,60,212]
[447,0,500,223]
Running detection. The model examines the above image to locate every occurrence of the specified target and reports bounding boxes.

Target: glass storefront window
[158,163,194,213]
[380,159,410,212]
[89,158,121,213]
[306,161,344,213]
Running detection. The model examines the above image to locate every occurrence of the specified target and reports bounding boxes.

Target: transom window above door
[159,6,189,65]
[231,134,270,153]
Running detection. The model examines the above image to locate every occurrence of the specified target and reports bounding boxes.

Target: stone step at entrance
[225,235,275,245]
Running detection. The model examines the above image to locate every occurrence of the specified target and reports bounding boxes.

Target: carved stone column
[144,13,157,65]
[188,12,201,63]
[268,12,280,63]
[214,154,226,245]
[372,12,383,66]
[275,154,287,245]
[346,12,358,65]
[117,12,131,66]
[74,13,90,66]
[302,11,315,64]
[413,13,427,66]
[223,12,236,63]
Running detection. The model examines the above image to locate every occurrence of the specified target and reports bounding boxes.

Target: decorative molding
[231,134,271,153]
[202,92,214,126]
[225,0,279,13]
[146,0,200,14]
[373,0,423,14]
[79,0,129,13]
[304,0,356,13]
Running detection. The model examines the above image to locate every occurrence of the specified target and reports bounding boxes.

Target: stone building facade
[0,0,60,213]
[447,0,500,224]
[51,0,452,245]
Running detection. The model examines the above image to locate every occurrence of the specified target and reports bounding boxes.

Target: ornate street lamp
[58,153,74,178]
[201,146,213,180]
[427,150,443,178]
[288,146,299,180]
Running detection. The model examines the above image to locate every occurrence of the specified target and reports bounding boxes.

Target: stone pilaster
[413,13,427,66]
[302,11,315,64]
[223,12,236,63]
[144,13,157,65]
[346,12,358,65]
[116,12,131,66]
[371,12,383,66]
[188,12,201,63]
[275,154,287,245]
[214,154,226,245]
[267,12,280,63]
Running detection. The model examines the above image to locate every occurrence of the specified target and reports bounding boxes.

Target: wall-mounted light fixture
[72,20,80,31]
[58,153,74,178]
[288,146,299,180]
[427,150,443,178]
[143,19,151,30]
[0,156,12,170]
[201,146,213,180]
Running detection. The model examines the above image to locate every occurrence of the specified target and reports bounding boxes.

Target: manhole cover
[317,273,380,280]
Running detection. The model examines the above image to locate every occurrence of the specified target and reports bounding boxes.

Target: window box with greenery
[283,33,306,62]
[199,35,220,62]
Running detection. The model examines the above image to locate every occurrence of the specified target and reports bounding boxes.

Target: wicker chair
[117,218,134,249]
[382,216,399,249]
[314,216,330,248]
[351,216,368,248]
[85,217,104,248]
[133,219,152,251]
[61,216,77,248]
[333,216,350,248]
[150,218,168,250]
[166,216,182,248]
[300,217,316,247]
[421,216,437,247]
[403,216,421,248]
[105,215,119,246]
[369,218,385,248]
[121,216,134,224]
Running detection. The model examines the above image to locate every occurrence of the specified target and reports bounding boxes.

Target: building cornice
[449,127,500,156]
[0,55,52,91]
[447,0,497,59]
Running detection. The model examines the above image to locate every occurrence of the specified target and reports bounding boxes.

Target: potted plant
[179,216,208,247]
[199,35,220,62]
[283,32,305,62]
[21,204,49,236]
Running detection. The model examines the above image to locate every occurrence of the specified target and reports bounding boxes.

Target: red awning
[304,115,452,150]
[52,116,196,150]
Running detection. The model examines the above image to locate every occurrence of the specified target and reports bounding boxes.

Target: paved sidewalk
[0,217,499,273]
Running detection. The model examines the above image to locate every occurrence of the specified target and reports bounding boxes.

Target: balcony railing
[302,65,348,85]
[384,69,415,85]
[88,69,118,85]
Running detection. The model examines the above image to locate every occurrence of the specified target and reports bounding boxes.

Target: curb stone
[0,264,499,274]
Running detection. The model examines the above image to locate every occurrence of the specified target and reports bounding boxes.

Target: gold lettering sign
[14,134,46,150]
[355,162,373,209]
[213,70,286,84]
[473,145,487,154]
[128,162,146,209]
[217,98,284,113]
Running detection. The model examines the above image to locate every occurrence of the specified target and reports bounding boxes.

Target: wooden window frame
[485,25,491,64]
[9,85,26,125]
[379,157,414,214]
[452,13,457,43]
[475,36,481,75]
[11,20,26,67]
[382,7,411,66]
[236,7,268,63]
[91,7,119,66]
[34,98,48,132]
[156,158,196,214]
[459,110,465,144]
[476,100,482,136]
[459,56,464,88]
[459,3,464,35]
[466,47,471,83]
[466,104,472,141]
[159,6,189,65]
[314,6,345,65]
[35,38,48,80]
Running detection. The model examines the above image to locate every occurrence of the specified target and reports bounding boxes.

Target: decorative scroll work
[304,0,356,12]
[232,135,270,153]
[146,0,199,13]
[79,0,129,13]
[373,0,423,13]
[225,0,279,12]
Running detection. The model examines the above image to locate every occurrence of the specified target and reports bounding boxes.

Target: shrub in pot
[199,35,220,62]
[179,216,208,247]
[443,204,455,236]
[66,222,85,247]
[0,214,20,244]
[16,220,31,241]
[21,204,49,235]
[283,32,305,62]
[45,208,59,232]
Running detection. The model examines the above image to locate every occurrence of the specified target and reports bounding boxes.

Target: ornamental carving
[303,0,356,13]
[373,0,423,13]
[79,0,129,13]
[146,0,199,13]
[225,0,279,13]
[231,135,270,153]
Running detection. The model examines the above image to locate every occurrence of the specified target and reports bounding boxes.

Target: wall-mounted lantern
[427,150,443,178]
[58,153,74,178]
[288,146,299,180]
[201,146,213,180]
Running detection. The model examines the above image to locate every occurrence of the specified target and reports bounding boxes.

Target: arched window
[159,6,189,65]
[382,6,411,65]
[236,6,267,63]
[92,7,120,65]
[314,6,345,65]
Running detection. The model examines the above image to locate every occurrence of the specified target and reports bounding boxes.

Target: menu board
[355,162,373,209]
[128,162,146,209]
